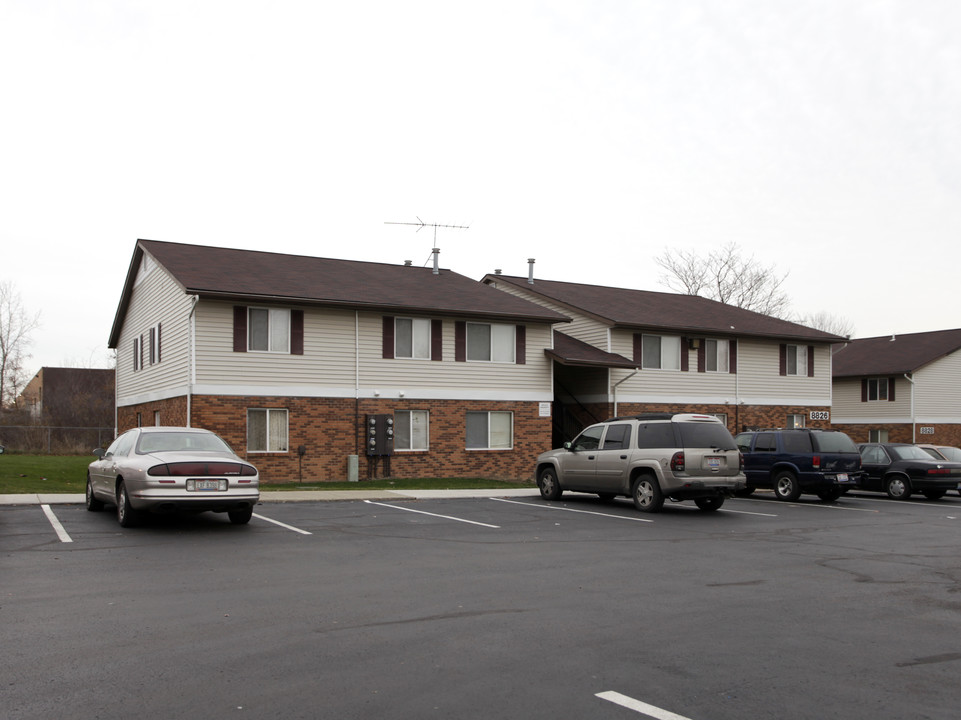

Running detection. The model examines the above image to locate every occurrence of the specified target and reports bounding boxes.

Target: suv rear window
[811,433,858,453]
[636,423,676,449]
[677,422,736,450]
[781,432,813,453]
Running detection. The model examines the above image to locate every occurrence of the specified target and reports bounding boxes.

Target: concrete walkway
[0,488,541,506]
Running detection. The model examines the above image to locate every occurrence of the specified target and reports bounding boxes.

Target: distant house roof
[483,275,844,343]
[109,240,569,348]
[832,328,961,378]
[547,332,638,369]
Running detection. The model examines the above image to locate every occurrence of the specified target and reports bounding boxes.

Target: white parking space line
[740,499,878,513]
[492,497,654,522]
[40,504,73,543]
[252,513,312,535]
[596,691,693,719]
[719,507,778,517]
[363,500,500,528]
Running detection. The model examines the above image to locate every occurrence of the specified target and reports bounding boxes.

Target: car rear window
[811,433,858,453]
[636,423,676,449]
[677,422,736,450]
[781,433,813,453]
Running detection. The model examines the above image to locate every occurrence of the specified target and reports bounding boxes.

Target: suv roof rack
[605,413,675,422]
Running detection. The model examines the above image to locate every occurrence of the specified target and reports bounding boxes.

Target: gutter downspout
[187,295,199,427]
[355,311,361,456]
[612,370,638,418]
[903,373,916,442]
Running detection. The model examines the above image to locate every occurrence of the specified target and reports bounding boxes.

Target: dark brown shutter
[633,333,642,363]
[382,316,394,359]
[291,310,304,355]
[889,376,896,402]
[697,342,706,373]
[861,379,868,402]
[132,338,138,371]
[455,321,466,362]
[515,325,526,364]
[156,323,161,363]
[680,338,689,371]
[729,339,737,374]
[431,319,443,361]
[779,344,787,376]
[233,306,247,352]
[807,345,815,377]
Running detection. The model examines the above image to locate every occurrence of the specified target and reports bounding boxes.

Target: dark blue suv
[734,429,865,502]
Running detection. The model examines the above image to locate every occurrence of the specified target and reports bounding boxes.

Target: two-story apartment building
[482,272,844,443]
[831,329,961,445]
[108,240,568,482]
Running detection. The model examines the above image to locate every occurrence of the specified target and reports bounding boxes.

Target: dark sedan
[857,443,961,500]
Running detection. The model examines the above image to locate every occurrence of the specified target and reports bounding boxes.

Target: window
[467,323,515,362]
[785,345,808,376]
[642,335,680,370]
[396,318,431,359]
[148,323,161,365]
[786,414,805,429]
[466,411,513,449]
[132,335,142,371]
[636,422,676,449]
[754,432,777,452]
[869,429,889,443]
[249,308,290,352]
[707,413,728,426]
[571,425,604,451]
[154,411,161,427]
[247,409,289,452]
[866,378,889,402]
[395,410,429,450]
[601,424,631,450]
[705,339,729,372]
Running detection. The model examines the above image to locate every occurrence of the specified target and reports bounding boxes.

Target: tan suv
[534,413,745,512]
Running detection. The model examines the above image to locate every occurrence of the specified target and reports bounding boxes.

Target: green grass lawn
[0,454,534,494]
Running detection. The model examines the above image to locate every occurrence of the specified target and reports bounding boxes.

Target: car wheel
[816,487,842,502]
[694,496,724,512]
[884,475,911,500]
[228,507,254,525]
[632,475,664,513]
[922,489,946,501]
[597,493,616,502]
[116,481,142,527]
[773,471,802,501]
[537,467,563,500]
[85,474,104,512]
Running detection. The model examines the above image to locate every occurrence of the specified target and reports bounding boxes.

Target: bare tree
[798,311,855,339]
[655,241,792,318]
[0,280,41,408]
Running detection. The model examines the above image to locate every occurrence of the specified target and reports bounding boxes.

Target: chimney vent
[404,260,412,267]
[494,269,502,275]
[527,258,535,284]
[432,248,440,275]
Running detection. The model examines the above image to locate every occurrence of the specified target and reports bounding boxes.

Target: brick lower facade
[830,423,961,446]
[120,394,550,484]
[606,402,833,436]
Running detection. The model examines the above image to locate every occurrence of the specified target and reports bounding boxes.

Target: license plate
[837,473,849,482]
[707,457,721,470]
[187,479,227,492]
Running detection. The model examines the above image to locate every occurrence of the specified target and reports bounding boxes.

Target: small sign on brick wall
[919,426,935,435]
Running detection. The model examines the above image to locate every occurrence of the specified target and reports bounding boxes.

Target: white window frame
[248,307,291,353]
[705,339,729,373]
[148,323,161,365]
[869,429,889,443]
[466,322,515,363]
[395,318,431,360]
[786,345,808,376]
[132,336,142,372]
[247,408,289,453]
[466,411,513,450]
[394,410,430,451]
[866,377,889,402]
[641,334,681,371]
[786,414,806,429]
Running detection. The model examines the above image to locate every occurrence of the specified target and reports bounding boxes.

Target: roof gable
[109,240,569,347]
[485,275,843,343]
[832,328,961,377]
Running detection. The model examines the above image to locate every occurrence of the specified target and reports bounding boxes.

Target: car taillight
[812,454,820,470]
[146,462,256,477]
[671,451,685,472]
[739,452,745,471]
[927,467,952,475]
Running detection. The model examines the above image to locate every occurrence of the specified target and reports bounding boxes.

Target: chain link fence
[0,426,115,454]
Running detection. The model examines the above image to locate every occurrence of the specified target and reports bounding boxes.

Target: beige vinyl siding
[831,376,911,422]
[192,304,553,399]
[116,260,191,405]
[485,281,608,348]
[914,353,961,420]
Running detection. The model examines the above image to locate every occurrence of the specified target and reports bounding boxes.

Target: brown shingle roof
[832,328,961,377]
[110,241,568,347]
[485,275,843,342]
[547,332,638,369]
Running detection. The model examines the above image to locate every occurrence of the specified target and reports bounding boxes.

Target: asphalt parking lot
[3,490,961,720]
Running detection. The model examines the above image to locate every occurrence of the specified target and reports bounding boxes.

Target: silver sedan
[87,426,260,527]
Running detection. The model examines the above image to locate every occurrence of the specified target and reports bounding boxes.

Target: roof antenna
[385,217,470,274]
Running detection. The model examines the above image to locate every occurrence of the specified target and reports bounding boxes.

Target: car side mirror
[564,442,573,451]
[93,448,106,458]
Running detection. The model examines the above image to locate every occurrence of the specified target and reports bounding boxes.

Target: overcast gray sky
[3,0,959,376]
